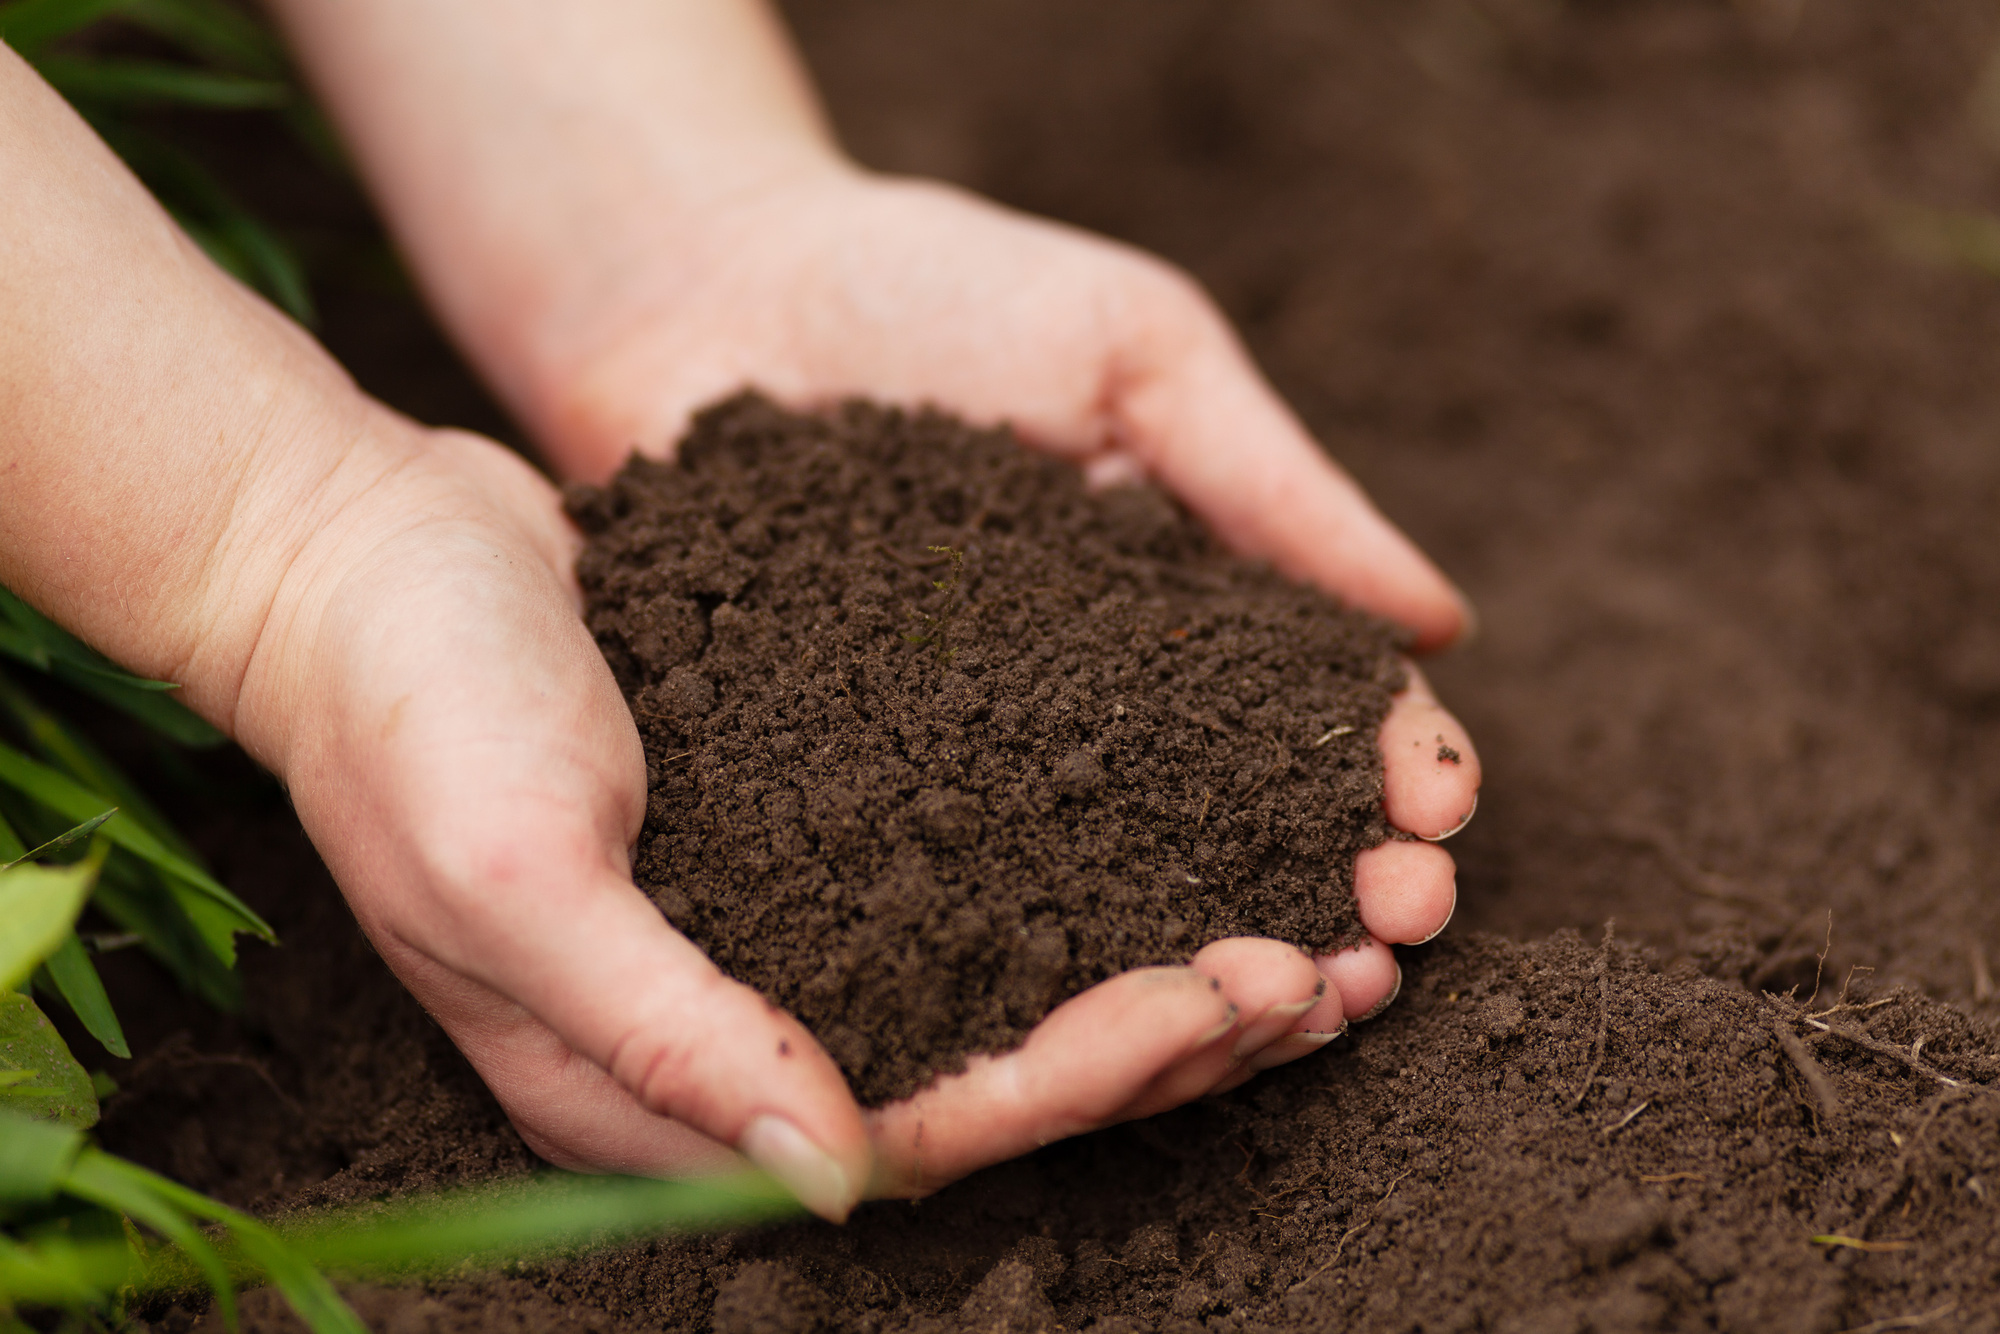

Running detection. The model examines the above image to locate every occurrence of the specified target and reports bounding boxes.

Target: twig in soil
[1774,1021,1843,1122]
[1972,941,1994,1004]
[1571,924,1614,1109]
[1637,1172,1704,1184]
[1602,1100,1651,1136]
[1285,1169,1412,1292]
[1809,1234,1912,1254]
[1801,1018,1987,1092]
[1838,1304,1957,1334]
[1196,789,1213,829]
[1805,910,1834,1007]
[659,751,694,767]
[1234,737,1293,809]
[1808,996,1901,1021]
[1310,724,1355,748]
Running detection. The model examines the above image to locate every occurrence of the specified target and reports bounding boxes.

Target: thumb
[396,863,874,1221]
[1110,276,1471,651]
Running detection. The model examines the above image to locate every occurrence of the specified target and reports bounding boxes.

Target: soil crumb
[567,394,1404,1103]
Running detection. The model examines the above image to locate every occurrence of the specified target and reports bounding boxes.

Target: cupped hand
[464,169,1482,1200]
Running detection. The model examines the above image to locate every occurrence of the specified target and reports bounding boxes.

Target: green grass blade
[0,992,98,1128]
[61,1152,239,1330]
[0,742,272,947]
[0,857,98,992]
[0,1110,85,1202]
[0,1230,133,1311]
[39,933,129,1060]
[0,809,25,863]
[119,0,285,76]
[35,55,288,109]
[0,809,117,872]
[46,660,224,748]
[0,673,205,867]
[0,589,222,747]
[88,861,244,1011]
[214,1223,367,1334]
[0,0,126,55]
[277,1172,803,1276]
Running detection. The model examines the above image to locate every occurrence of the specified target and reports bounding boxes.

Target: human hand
[482,170,1482,1196]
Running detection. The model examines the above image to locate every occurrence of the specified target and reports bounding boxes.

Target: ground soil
[67,1,2000,1331]
[568,394,1400,1103]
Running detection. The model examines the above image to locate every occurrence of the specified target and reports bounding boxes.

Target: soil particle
[567,394,1403,1103]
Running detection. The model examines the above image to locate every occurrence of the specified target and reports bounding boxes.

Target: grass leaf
[0,808,117,871]
[39,932,129,1059]
[0,1108,87,1203]
[0,856,98,993]
[35,54,289,109]
[0,993,98,1129]
[0,587,222,747]
[0,741,272,947]
[0,0,126,56]
[119,0,286,77]
[61,1152,240,1330]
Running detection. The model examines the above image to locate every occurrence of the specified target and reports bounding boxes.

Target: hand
[479,169,1485,1197]
[240,415,1477,1216]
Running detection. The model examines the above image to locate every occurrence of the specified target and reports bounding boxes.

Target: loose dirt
[73,2,2000,1332]
[567,394,1400,1103]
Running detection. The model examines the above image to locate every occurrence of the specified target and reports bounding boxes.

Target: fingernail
[1413,882,1459,946]
[1359,962,1403,1023]
[1418,792,1478,843]
[740,1114,855,1223]
[1231,995,1322,1060]
[1451,591,1480,649]
[1193,1004,1240,1051]
[1247,1028,1342,1072]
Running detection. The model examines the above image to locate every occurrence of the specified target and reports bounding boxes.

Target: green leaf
[62,1151,242,1329]
[0,1108,86,1204]
[89,861,243,1010]
[39,933,129,1059]
[120,0,286,77]
[0,857,98,992]
[35,54,288,108]
[0,994,97,1130]
[0,0,126,56]
[0,742,272,947]
[0,809,25,864]
[0,808,116,872]
[0,674,206,866]
[0,588,222,747]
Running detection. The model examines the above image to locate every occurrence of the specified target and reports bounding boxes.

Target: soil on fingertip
[565,394,1402,1104]
[72,2,2000,1332]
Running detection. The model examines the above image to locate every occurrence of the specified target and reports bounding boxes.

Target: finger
[1110,273,1471,650]
[1354,840,1457,945]
[1380,663,1481,838]
[865,966,1235,1197]
[1104,939,1330,1119]
[1317,936,1404,1022]
[378,943,744,1176]
[408,868,873,1221]
[1188,937,1329,1059]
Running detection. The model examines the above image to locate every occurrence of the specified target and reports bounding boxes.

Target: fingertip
[740,1113,860,1223]
[1354,839,1458,945]
[1317,937,1402,1021]
[1379,666,1482,838]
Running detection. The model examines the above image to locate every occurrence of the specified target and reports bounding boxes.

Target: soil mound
[567,394,1402,1103]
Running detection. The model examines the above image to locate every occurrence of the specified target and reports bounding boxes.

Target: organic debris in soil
[567,394,1405,1104]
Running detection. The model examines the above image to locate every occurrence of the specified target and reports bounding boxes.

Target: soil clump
[567,394,1401,1103]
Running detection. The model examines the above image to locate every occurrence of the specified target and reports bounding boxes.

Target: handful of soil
[567,394,1406,1104]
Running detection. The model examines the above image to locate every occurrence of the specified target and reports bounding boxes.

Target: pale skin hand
[3,2,1482,1225]
[263,0,1484,1205]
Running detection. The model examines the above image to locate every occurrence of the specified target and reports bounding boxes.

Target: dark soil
[70,1,2000,1331]
[567,394,1400,1103]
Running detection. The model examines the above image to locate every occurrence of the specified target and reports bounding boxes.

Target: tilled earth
[78,1,2000,1331]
